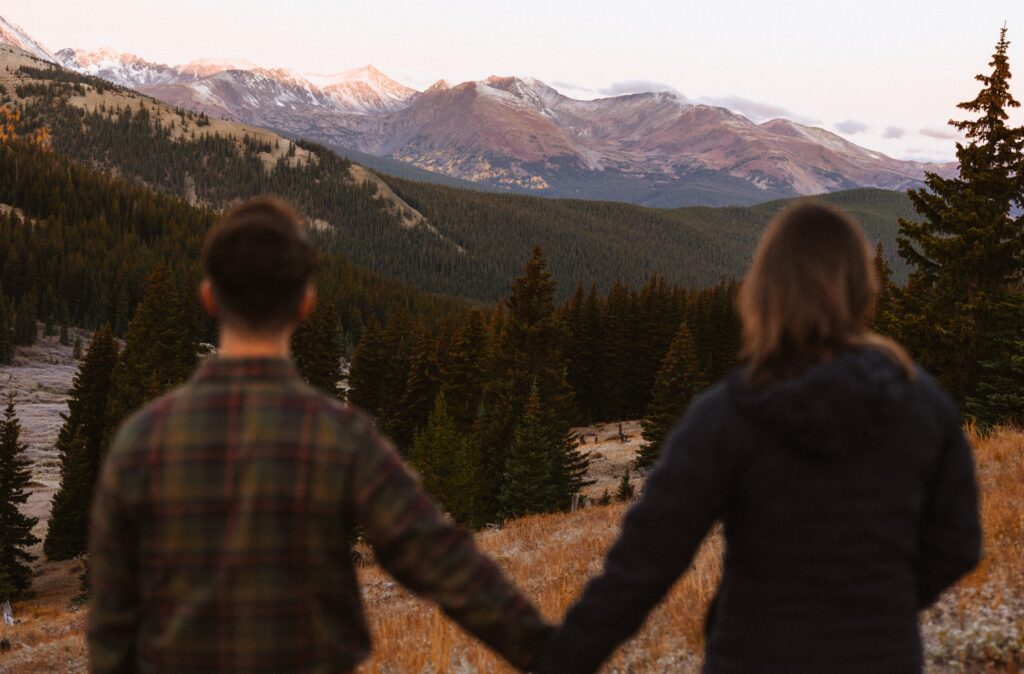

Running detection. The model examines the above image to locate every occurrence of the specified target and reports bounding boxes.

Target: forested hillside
[1,49,916,303]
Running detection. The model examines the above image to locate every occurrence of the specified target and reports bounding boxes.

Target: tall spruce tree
[44,327,120,560]
[897,28,1024,405]
[564,285,604,423]
[346,317,387,416]
[12,294,36,347]
[498,391,559,520]
[0,397,38,598]
[410,393,478,525]
[872,242,901,339]
[293,297,343,397]
[104,265,198,438]
[475,247,585,521]
[440,310,487,431]
[636,323,707,469]
[391,325,441,452]
[0,296,14,364]
[967,296,1024,426]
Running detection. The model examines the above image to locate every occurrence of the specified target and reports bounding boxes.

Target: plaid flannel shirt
[87,357,550,673]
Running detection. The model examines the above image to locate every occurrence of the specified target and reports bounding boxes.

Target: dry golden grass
[2,428,1021,673]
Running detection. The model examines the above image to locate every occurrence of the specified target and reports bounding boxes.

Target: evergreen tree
[0,297,14,364]
[897,28,1024,405]
[104,265,197,438]
[72,335,82,360]
[12,294,36,347]
[616,469,634,502]
[968,296,1024,426]
[475,247,584,521]
[410,393,478,525]
[0,397,39,597]
[564,285,604,423]
[636,324,707,469]
[346,317,387,416]
[391,325,441,452]
[872,242,901,339]
[440,310,487,431]
[601,281,638,420]
[375,310,414,437]
[44,327,120,560]
[293,297,343,397]
[498,391,558,520]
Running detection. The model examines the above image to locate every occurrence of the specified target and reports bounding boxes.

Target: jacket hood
[728,347,912,457]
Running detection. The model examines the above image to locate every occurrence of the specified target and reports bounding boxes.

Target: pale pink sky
[5,0,1024,162]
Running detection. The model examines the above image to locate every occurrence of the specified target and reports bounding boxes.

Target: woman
[535,202,981,673]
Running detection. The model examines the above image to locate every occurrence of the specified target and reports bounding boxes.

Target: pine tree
[104,265,197,439]
[498,391,558,520]
[616,469,634,502]
[440,310,488,431]
[391,325,441,452]
[410,393,478,525]
[601,281,638,420]
[0,296,14,364]
[346,317,387,416]
[44,327,120,560]
[636,323,707,469]
[872,242,901,339]
[565,285,604,423]
[12,294,36,347]
[72,335,82,360]
[0,397,39,598]
[897,28,1024,405]
[475,247,584,521]
[967,296,1024,426]
[293,297,343,397]
[375,310,414,437]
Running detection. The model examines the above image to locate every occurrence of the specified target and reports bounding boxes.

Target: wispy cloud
[695,95,817,125]
[835,119,869,134]
[920,127,963,140]
[596,79,682,97]
[883,126,905,139]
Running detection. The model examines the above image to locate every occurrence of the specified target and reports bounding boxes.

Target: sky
[4,0,1024,162]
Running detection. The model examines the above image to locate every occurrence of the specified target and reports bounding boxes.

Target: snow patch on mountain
[0,14,56,63]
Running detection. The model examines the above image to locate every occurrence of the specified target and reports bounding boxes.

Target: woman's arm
[535,387,737,674]
[916,411,981,609]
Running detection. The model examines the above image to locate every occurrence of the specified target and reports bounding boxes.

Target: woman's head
[738,201,910,384]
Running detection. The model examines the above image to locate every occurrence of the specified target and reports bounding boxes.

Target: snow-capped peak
[0,13,57,63]
[309,65,417,113]
[179,57,264,78]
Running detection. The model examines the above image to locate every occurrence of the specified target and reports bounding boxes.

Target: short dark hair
[202,198,316,332]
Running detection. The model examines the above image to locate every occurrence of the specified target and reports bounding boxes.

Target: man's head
[201,198,316,336]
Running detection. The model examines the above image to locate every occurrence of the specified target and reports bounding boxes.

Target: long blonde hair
[738,201,913,386]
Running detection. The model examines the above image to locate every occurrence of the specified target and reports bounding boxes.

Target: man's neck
[217,327,293,359]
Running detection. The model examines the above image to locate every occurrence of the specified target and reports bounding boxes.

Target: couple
[88,198,981,673]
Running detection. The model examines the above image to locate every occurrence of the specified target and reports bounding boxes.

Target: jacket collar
[192,356,300,383]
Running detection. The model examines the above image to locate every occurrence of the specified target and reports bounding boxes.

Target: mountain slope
[2,45,920,303]
[0,15,56,63]
[47,42,954,207]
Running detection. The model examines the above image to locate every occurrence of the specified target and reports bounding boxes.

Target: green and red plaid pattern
[88,357,550,673]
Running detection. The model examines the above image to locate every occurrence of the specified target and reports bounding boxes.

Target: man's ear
[200,279,219,318]
[297,284,317,324]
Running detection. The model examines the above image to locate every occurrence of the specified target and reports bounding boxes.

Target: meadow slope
[1,427,1020,673]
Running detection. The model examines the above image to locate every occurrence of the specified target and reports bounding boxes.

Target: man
[88,198,551,672]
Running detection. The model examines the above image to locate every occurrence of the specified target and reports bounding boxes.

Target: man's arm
[351,418,551,671]
[87,440,142,674]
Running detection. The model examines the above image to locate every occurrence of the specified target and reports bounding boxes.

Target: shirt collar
[192,356,300,383]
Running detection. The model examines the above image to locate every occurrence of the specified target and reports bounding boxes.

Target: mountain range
[1,14,954,206]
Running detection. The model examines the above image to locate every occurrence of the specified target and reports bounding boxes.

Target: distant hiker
[536,202,982,674]
[87,198,550,673]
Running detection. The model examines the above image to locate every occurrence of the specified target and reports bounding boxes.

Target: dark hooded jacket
[536,348,981,674]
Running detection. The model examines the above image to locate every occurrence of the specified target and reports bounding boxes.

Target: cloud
[883,126,905,139]
[920,127,963,140]
[596,79,683,97]
[695,95,817,124]
[834,119,869,134]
